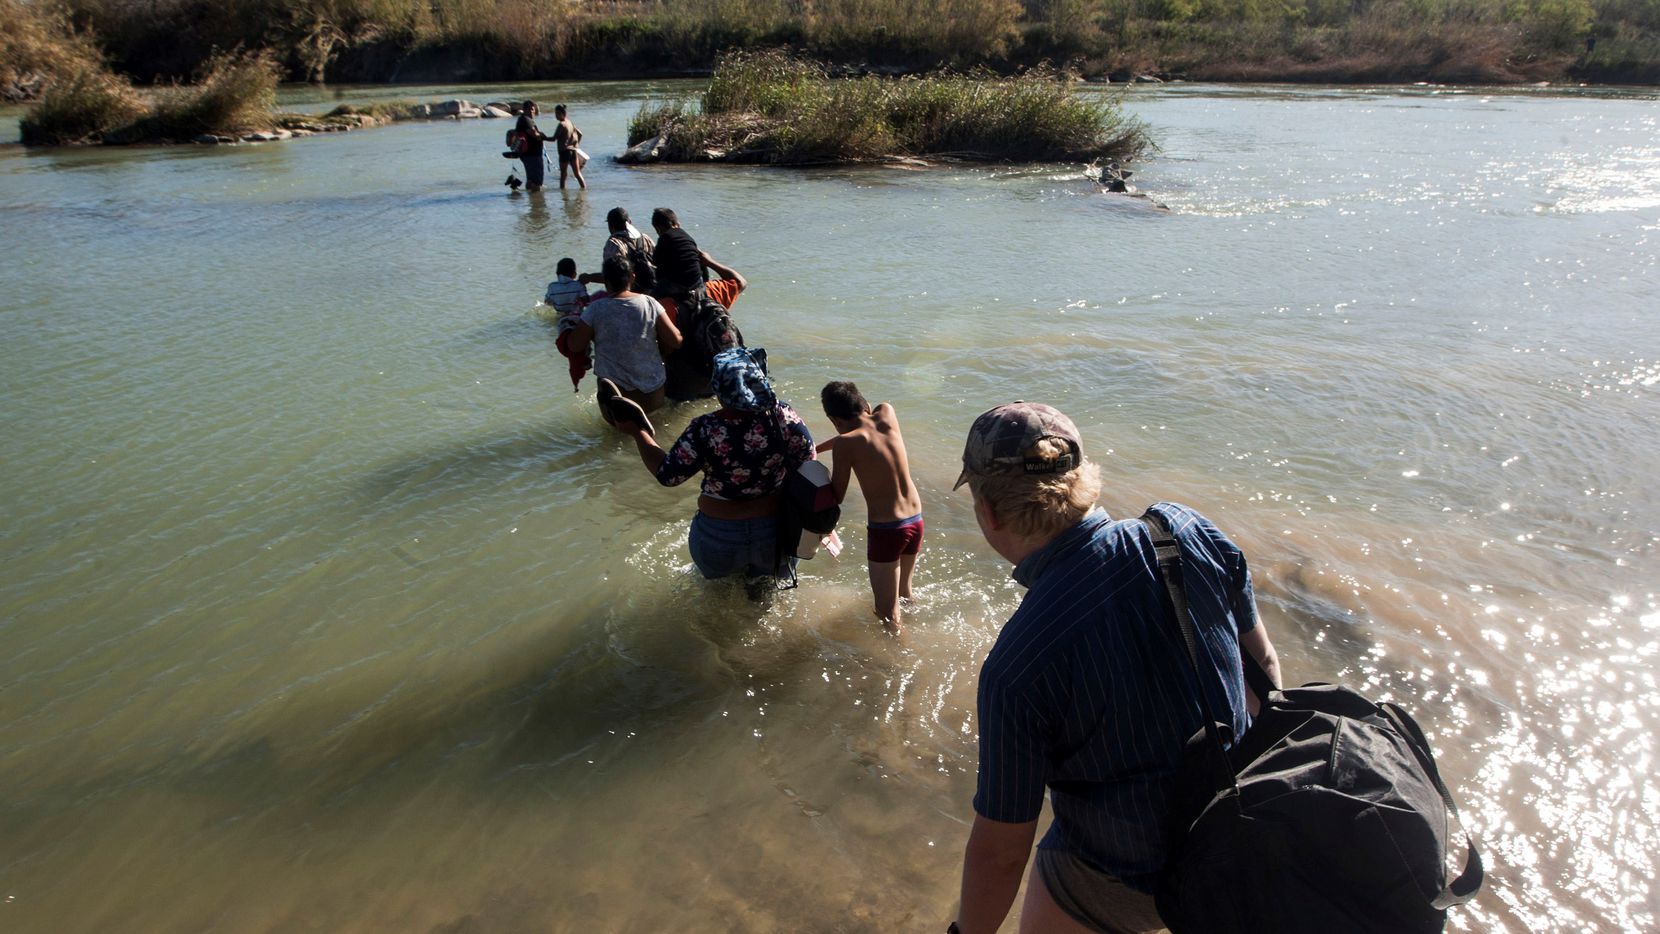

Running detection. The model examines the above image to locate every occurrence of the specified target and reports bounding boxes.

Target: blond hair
[968,438,1101,540]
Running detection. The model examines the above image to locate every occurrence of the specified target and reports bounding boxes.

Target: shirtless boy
[817,381,923,633]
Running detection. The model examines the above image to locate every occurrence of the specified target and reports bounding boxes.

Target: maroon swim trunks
[867,513,924,563]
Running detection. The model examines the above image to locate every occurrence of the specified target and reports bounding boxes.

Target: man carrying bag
[948,403,1281,934]
[1143,511,1483,934]
[948,401,1481,934]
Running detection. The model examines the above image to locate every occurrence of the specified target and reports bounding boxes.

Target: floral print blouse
[654,404,816,500]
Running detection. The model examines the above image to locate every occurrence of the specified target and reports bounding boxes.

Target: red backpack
[503,129,529,158]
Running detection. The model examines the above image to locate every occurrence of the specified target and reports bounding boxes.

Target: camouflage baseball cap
[953,402,1083,490]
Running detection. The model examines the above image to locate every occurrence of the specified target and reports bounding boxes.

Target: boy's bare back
[829,403,921,523]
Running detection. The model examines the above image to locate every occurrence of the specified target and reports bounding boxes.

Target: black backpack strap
[1139,509,1236,792]
[1378,702,1485,908]
[1142,509,1277,704]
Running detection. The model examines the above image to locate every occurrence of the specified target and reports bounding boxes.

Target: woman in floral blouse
[614,347,816,580]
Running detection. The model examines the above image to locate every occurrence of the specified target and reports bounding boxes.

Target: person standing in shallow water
[515,101,552,192]
[610,348,816,583]
[949,402,1282,934]
[552,104,587,190]
[569,254,681,418]
[816,381,923,635]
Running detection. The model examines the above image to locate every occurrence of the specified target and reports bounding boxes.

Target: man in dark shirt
[646,206,750,312]
[648,207,707,302]
[642,207,753,402]
[513,101,552,192]
[948,403,1282,934]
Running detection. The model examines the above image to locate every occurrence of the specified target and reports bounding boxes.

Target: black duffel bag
[1140,511,1484,934]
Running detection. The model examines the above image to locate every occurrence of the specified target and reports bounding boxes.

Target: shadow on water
[1092,190,1175,216]
[495,564,914,760]
[1254,555,1380,669]
[459,313,553,347]
[357,419,599,509]
[17,142,244,170]
[496,584,773,764]
[512,188,552,242]
[0,564,843,835]
[402,190,509,211]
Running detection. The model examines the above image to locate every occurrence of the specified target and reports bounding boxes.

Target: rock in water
[430,99,478,118]
[618,135,665,165]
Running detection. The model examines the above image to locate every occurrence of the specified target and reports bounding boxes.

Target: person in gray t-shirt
[570,253,682,421]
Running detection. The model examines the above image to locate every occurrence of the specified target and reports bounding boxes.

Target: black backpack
[683,293,744,371]
[773,460,841,587]
[611,235,657,293]
[1140,510,1484,934]
[661,294,745,402]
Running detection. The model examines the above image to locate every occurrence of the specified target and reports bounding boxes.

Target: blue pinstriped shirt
[972,503,1259,889]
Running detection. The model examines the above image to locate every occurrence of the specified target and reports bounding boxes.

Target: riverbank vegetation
[15,48,474,145]
[20,51,282,145]
[4,0,1649,89]
[628,50,1149,165]
[0,0,107,101]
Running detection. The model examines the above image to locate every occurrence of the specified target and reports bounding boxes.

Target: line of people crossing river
[542,202,914,620]
[534,195,1293,934]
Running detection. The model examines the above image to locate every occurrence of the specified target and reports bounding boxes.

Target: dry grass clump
[630,50,1150,166]
[18,66,147,144]
[22,48,279,145]
[1,0,110,101]
[129,51,281,140]
[326,100,422,122]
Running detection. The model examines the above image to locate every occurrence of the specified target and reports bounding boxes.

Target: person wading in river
[513,101,553,192]
[949,402,1281,934]
[815,380,924,635]
[610,348,816,585]
[569,254,681,420]
[552,104,587,190]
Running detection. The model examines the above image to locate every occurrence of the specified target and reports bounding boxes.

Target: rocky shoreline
[186,98,519,146]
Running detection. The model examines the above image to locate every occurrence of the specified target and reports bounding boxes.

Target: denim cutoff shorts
[688,511,793,580]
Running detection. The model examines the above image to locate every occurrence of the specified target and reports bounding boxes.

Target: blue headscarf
[711,347,776,413]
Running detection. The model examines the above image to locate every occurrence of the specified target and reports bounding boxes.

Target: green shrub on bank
[630,50,1150,166]
[18,68,147,144]
[1508,0,1596,51]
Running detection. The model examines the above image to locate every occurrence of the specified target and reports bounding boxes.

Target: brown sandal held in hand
[607,393,654,438]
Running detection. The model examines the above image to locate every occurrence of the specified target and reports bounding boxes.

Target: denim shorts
[688,511,792,580]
